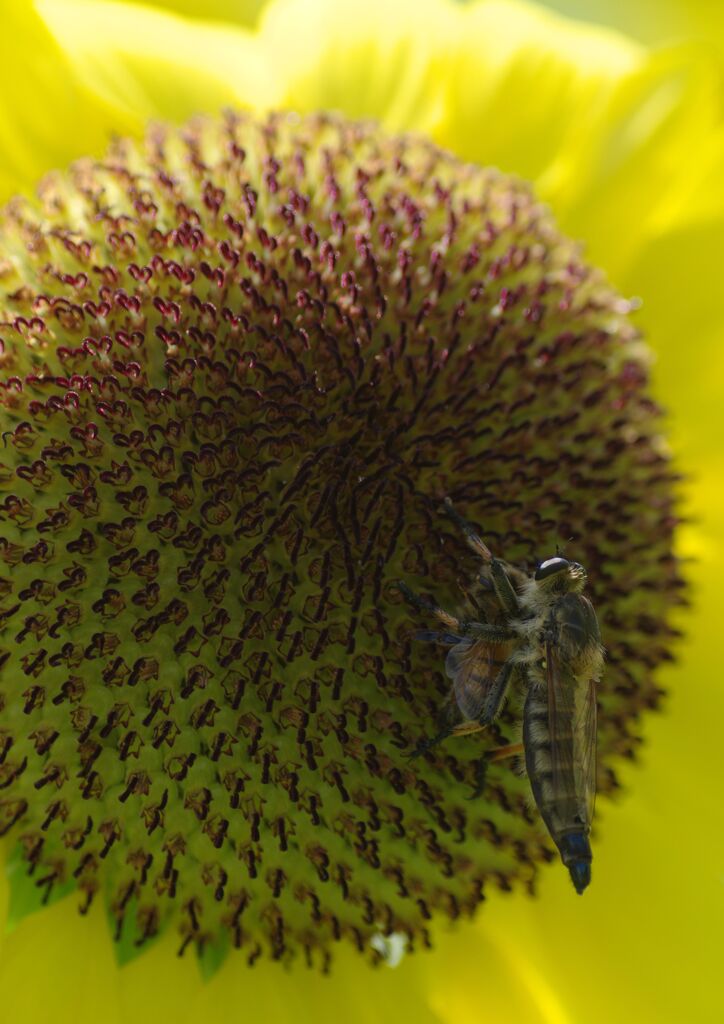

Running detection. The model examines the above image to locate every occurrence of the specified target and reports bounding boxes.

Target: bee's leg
[479,660,519,725]
[467,742,525,800]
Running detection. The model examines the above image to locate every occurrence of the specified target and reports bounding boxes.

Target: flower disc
[0,112,682,968]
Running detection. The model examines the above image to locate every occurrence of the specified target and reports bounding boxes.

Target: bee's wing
[546,641,597,830]
[445,638,505,722]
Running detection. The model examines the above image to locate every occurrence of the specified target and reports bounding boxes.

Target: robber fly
[398,500,603,894]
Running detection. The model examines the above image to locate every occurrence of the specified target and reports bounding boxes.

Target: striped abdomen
[523,684,593,894]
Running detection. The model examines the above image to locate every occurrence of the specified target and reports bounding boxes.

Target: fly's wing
[578,677,597,823]
[546,638,598,833]
[445,638,508,721]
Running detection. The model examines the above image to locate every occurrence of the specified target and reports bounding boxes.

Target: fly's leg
[396,581,462,633]
[396,581,458,630]
[489,559,521,618]
[450,720,487,737]
[480,660,519,725]
[443,497,492,562]
[464,621,515,642]
[467,742,524,800]
[408,713,504,760]
[406,723,455,760]
[489,742,525,763]
[443,498,521,617]
[407,695,499,760]
[397,582,514,641]
[409,627,463,754]
[413,630,463,647]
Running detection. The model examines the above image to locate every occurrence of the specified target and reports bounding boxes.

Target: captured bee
[399,500,604,895]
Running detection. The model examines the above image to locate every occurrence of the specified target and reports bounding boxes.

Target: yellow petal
[36,0,274,127]
[545,44,724,279]
[0,859,440,1024]
[124,0,269,28]
[534,0,724,52]
[258,0,455,138]
[0,856,123,1024]
[0,2,135,200]
[436,0,643,183]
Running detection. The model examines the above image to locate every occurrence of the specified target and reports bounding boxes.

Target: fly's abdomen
[523,687,559,819]
[557,831,592,895]
[523,687,593,893]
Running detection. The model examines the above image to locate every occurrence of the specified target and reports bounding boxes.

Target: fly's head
[534,557,588,595]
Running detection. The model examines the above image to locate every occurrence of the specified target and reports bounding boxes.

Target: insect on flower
[399,500,604,894]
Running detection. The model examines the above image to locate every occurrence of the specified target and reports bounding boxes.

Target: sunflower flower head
[0,111,682,975]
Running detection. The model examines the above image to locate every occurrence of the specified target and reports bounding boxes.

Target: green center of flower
[0,112,681,972]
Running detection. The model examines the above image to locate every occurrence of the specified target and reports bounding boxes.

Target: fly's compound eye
[534,556,570,581]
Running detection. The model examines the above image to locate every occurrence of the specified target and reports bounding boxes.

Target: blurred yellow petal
[624,219,724,461]
[436,0,643,182]
[37,0,274,127]
[258,0,455,137]
[0,1,135,199]
[0,864,123,1024]
[538,0,724,52]
[124,0,269,28]
[544,45,724,279]
[115,929,443,1024]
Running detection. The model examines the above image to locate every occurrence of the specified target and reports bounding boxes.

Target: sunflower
[0,2,721,1022]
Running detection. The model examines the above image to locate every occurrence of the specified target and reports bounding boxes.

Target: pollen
[0,112,682,971]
